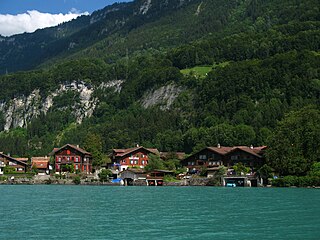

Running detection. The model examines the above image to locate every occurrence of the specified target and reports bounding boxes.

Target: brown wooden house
[51,144,92,174]
[0,152,28,174]
[110,146,159,171]
[182,145,266,174]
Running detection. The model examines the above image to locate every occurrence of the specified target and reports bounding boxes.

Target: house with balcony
[50,144,92,174]
[0,152,28,174]
[181,145,267,186]
[110,146,160,171]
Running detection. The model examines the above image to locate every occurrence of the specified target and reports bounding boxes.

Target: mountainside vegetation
[0,0,319,176]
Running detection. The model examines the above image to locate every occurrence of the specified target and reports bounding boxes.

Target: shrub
[272,176,320,187]
[73,176,81,185]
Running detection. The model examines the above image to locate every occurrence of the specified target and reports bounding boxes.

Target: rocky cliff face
[0,80,181,131]
[140,83,184,110]
[0,80,122,131]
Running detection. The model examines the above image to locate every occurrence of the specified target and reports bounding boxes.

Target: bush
[163,175,178,182]
[73,176,81,185]
[0,176,8,181]
[272,176,320,187]
[98,169,112,182]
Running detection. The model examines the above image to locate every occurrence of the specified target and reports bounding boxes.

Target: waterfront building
[51,144,92,174]
[182,145,266,174]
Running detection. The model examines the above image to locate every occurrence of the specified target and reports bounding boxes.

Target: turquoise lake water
[0,186,319,240]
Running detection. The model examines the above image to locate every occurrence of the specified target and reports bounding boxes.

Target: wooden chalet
[110,146,159,171]
[31,156,50,174]
[182,145,267,174]
[51,144,92,174]
[0,152,28,174]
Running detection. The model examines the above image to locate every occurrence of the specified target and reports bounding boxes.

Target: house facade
[31,156,50,174]
[0,152,28,174]
[182,145,267,174]
[110,146,159,171]
[51,144,92,174]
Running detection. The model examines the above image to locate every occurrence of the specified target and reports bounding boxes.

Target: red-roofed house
[110,146,160,171]
[31,156,50,174]
[51,144,92,174]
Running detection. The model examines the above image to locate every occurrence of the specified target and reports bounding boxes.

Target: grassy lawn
[181,66,212,78]
[181,62,229,78]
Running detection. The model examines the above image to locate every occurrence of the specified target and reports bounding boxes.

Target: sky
[0,0,131,36]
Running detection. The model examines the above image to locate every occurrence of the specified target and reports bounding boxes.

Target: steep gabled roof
[226,146,263,158]
[0,153,28,166]
[207,146,233,155]
[183,145,266,161]
[50,144,91,156]
[113,146,159,158]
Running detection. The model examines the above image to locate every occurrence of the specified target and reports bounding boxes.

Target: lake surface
[0,186,319,240]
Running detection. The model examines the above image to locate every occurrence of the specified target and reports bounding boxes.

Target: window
[67,157,70,161]
[130,160,133,164]
[75,165,79,170]
[199,155,207,160]
[122,160,126,164]
[142,160,145,165]
[75,157,79,162]
[231,155,239,160]
[134,160,138,164]
[84,165,87,170]
[84,158,87,162]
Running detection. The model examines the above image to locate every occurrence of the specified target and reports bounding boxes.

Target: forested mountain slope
[0,0,319,175]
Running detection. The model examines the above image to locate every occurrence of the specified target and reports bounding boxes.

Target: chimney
[217,143,221,148]
[250,145,254,149]
[77,145,79,148]
[136,144,139,147]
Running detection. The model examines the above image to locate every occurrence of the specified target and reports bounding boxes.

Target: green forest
[0,0,319,178]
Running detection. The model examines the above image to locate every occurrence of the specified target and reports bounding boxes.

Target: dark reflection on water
[0,186,319,240]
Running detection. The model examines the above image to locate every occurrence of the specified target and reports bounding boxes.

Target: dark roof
[50,144,91,156]
[0,153,28,166]
[225,146,266,158]
[113,146,159,158]
[160,152,186,160]
[184,145,266,160]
